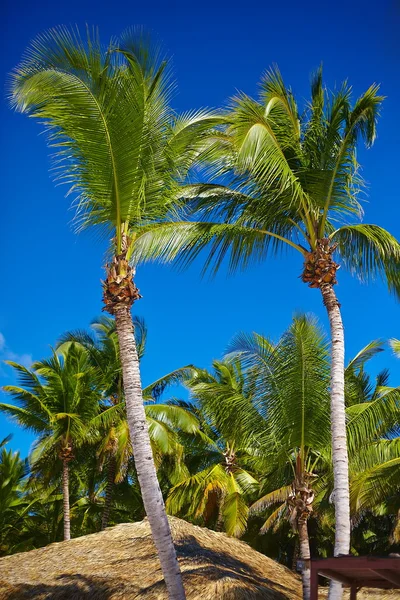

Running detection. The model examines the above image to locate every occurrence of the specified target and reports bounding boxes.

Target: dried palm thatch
[0,517,302,599]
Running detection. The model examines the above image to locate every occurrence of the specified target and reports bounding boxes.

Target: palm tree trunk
[291,539,299,572]
[320,284,350,600]
[62,459,71,541]
[298,517,311,600]
[114,305,186,600]
[101,455,116,530]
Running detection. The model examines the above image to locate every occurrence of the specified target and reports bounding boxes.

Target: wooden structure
[310,556,400,600]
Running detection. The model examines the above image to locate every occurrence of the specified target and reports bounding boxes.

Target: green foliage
[1,314,399,560]
[10,26,221,254]
[0,437,28,555]
[132,67,400,298]
[2,344,100,468]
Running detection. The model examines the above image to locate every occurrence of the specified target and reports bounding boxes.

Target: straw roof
[0,516,302,599]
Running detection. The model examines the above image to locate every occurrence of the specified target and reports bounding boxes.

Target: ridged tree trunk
[114,305,186,599]
[321,283,350,600]
[298,517,311,600]
[101,455,117,530]
[291,539,299,572]
[216,489,226,532]
[103,249,185,600]
[62,459,71,541]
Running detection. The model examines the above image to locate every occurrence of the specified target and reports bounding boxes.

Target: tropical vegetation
[9,25,220,600]
[5,23,400,600]
[1,314,399,600]
[132,67,400,590]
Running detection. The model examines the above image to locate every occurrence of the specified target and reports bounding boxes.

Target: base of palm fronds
[301,239,339,289]
[102,256,141,315]
[58,444,74,463]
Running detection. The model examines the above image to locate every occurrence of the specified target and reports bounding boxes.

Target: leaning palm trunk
[321,284,350,600]
[101,455,117,530]
[61,459,70,541]
[303,242,350,600]
[104,252,186,600]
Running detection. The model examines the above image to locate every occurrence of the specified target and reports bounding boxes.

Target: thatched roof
[0,517,302,599]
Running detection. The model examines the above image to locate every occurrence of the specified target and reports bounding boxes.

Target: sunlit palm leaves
[1,344,100,472]
[9,26,221,256]
[132,67,400,297]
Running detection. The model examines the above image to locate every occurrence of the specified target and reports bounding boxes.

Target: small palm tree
[0,436,29,555]
[167,361,258,538]
[226,316,331,600]
[10,27,219,598]
[59,315,198,529]
[1,343,100,540]
[346,340,400,542]
[58,314,145,530]
[133,68,400,586]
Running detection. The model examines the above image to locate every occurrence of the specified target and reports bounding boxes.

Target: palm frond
[143,366,195,402]
[331,224,400,298]
[346,340,385,372]
[250,485,292,514]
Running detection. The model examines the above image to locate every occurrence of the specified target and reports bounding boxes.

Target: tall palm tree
[132,68,400,591]
[1,343,99,540]
[10,27,219,598]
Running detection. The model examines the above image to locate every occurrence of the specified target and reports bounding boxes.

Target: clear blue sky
[1,0,399,456]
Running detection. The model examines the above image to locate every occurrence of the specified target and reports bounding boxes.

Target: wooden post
[350,584,357,600]
[310,564,319,600]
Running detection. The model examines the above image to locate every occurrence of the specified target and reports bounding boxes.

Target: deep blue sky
[1,0,399,456]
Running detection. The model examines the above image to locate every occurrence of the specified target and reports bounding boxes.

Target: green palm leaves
[1,344,99,454]
[229,316,331,461]
[132,66,400,296]
[166,317,332,539]
[10,27,219,256]
[1,314,399,556]
[0,438,28,555]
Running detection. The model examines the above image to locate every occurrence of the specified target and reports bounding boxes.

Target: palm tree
[1,343,100,540]
[225,316,331,600]
[132,67,400,589]
[346,341,400,542]
[10,27,219,598]
[166,361,258,537]
[0,436,29,555]
[58,314,145,530]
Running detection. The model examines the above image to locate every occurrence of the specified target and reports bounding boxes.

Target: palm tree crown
[1,343,100,465]
[9,26,219,260]
[132,66,400,292]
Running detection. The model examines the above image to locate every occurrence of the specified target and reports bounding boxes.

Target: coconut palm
[225,316,331,600]
[132,68,400,590]
[58,314,145,530]
[1,343,100,540]
[166,361,259,538]
[10,26,220,598]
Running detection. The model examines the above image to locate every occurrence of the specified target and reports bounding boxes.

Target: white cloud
[0,332,33,369]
